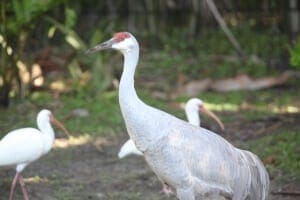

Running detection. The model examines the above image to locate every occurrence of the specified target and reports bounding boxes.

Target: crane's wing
[127,104,269,199]
[0,128,44,167]
[240,150,269,200]
[166,119,268,199]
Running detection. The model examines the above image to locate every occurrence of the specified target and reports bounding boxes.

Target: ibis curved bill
[0,109,70,200]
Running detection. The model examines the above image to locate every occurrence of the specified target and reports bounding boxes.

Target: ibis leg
[18,174,29,200]
[9,172,20,200]
[160,183,174,196]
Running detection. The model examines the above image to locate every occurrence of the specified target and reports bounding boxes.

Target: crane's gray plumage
[88,32,269,200]
[118,97,221,159]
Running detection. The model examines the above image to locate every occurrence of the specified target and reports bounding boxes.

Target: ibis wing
[0,128,44,167]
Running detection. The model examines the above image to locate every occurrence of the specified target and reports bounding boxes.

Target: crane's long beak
[50,114,71,138]
[199,106,225,131]
[85,38,115,54]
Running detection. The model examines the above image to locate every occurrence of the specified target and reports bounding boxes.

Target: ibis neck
[186,110,200,126]
[39,123,55,154]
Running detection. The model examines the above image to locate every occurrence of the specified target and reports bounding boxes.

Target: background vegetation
[0,0,299,199]
[1,0,299,106]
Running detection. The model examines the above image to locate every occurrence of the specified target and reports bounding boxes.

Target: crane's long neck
[119,48,139,102]
[118,47,154,150]
[39,123,55,155]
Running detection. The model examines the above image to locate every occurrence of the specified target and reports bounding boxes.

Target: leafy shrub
[289,38,300,68]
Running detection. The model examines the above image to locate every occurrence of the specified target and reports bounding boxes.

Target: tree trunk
[128,0,136,33]
[145,0,156,35]
[0,84,10,107]
[206,0,245,57]
[189,0,200,37]
[289,0,299,43]
[0,2,10,107]
[106,0,117,21]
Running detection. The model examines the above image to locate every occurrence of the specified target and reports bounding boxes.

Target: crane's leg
[9,172,20,200]
[177,186,195,200]
[18,174,29,200]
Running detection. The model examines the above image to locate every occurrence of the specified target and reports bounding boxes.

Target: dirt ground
[0,113,299,200]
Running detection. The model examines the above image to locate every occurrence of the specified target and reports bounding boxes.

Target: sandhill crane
[87,32,269,200]
[118,97,225,196]
[0,109,70,200]
[118,98,224,159]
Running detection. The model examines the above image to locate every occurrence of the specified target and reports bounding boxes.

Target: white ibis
[184,98,224,129]
[87,32,269,200]
[118,97,225,159]
[0,109,70,200]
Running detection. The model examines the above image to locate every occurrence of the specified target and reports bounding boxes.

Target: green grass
[247,130,300,179]
[58,91,124,137]
[0,90,124,138]
[174,88,300,122]
[1,85,299,138]
[106,192,142,200]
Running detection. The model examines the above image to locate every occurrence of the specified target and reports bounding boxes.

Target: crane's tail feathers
[176,186,195,200]
[193,178,233,199]
[243,150,270,200]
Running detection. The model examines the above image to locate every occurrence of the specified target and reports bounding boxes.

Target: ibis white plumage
[118,97,225,159]
[0,109,70,200]
[87,32,269,200]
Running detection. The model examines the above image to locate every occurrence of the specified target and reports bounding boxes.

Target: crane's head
[86,32,138,54]
[37,109,71,138]
[185,98,225,131]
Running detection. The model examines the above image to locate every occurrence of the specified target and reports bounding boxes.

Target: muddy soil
[0,114,299,200]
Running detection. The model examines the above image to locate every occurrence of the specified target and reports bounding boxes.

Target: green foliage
[0,0,114,107]
[289,38,300,68]
[46,7,115,95]
[10,0,61,29]
[0,0,67,107]
[46,16,86,50]
[65,6,76,29]
[234,25,288,58]
[0,0,293,107]
[139,24,288,88]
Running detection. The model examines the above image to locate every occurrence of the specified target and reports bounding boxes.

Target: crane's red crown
[114,32,131,43]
